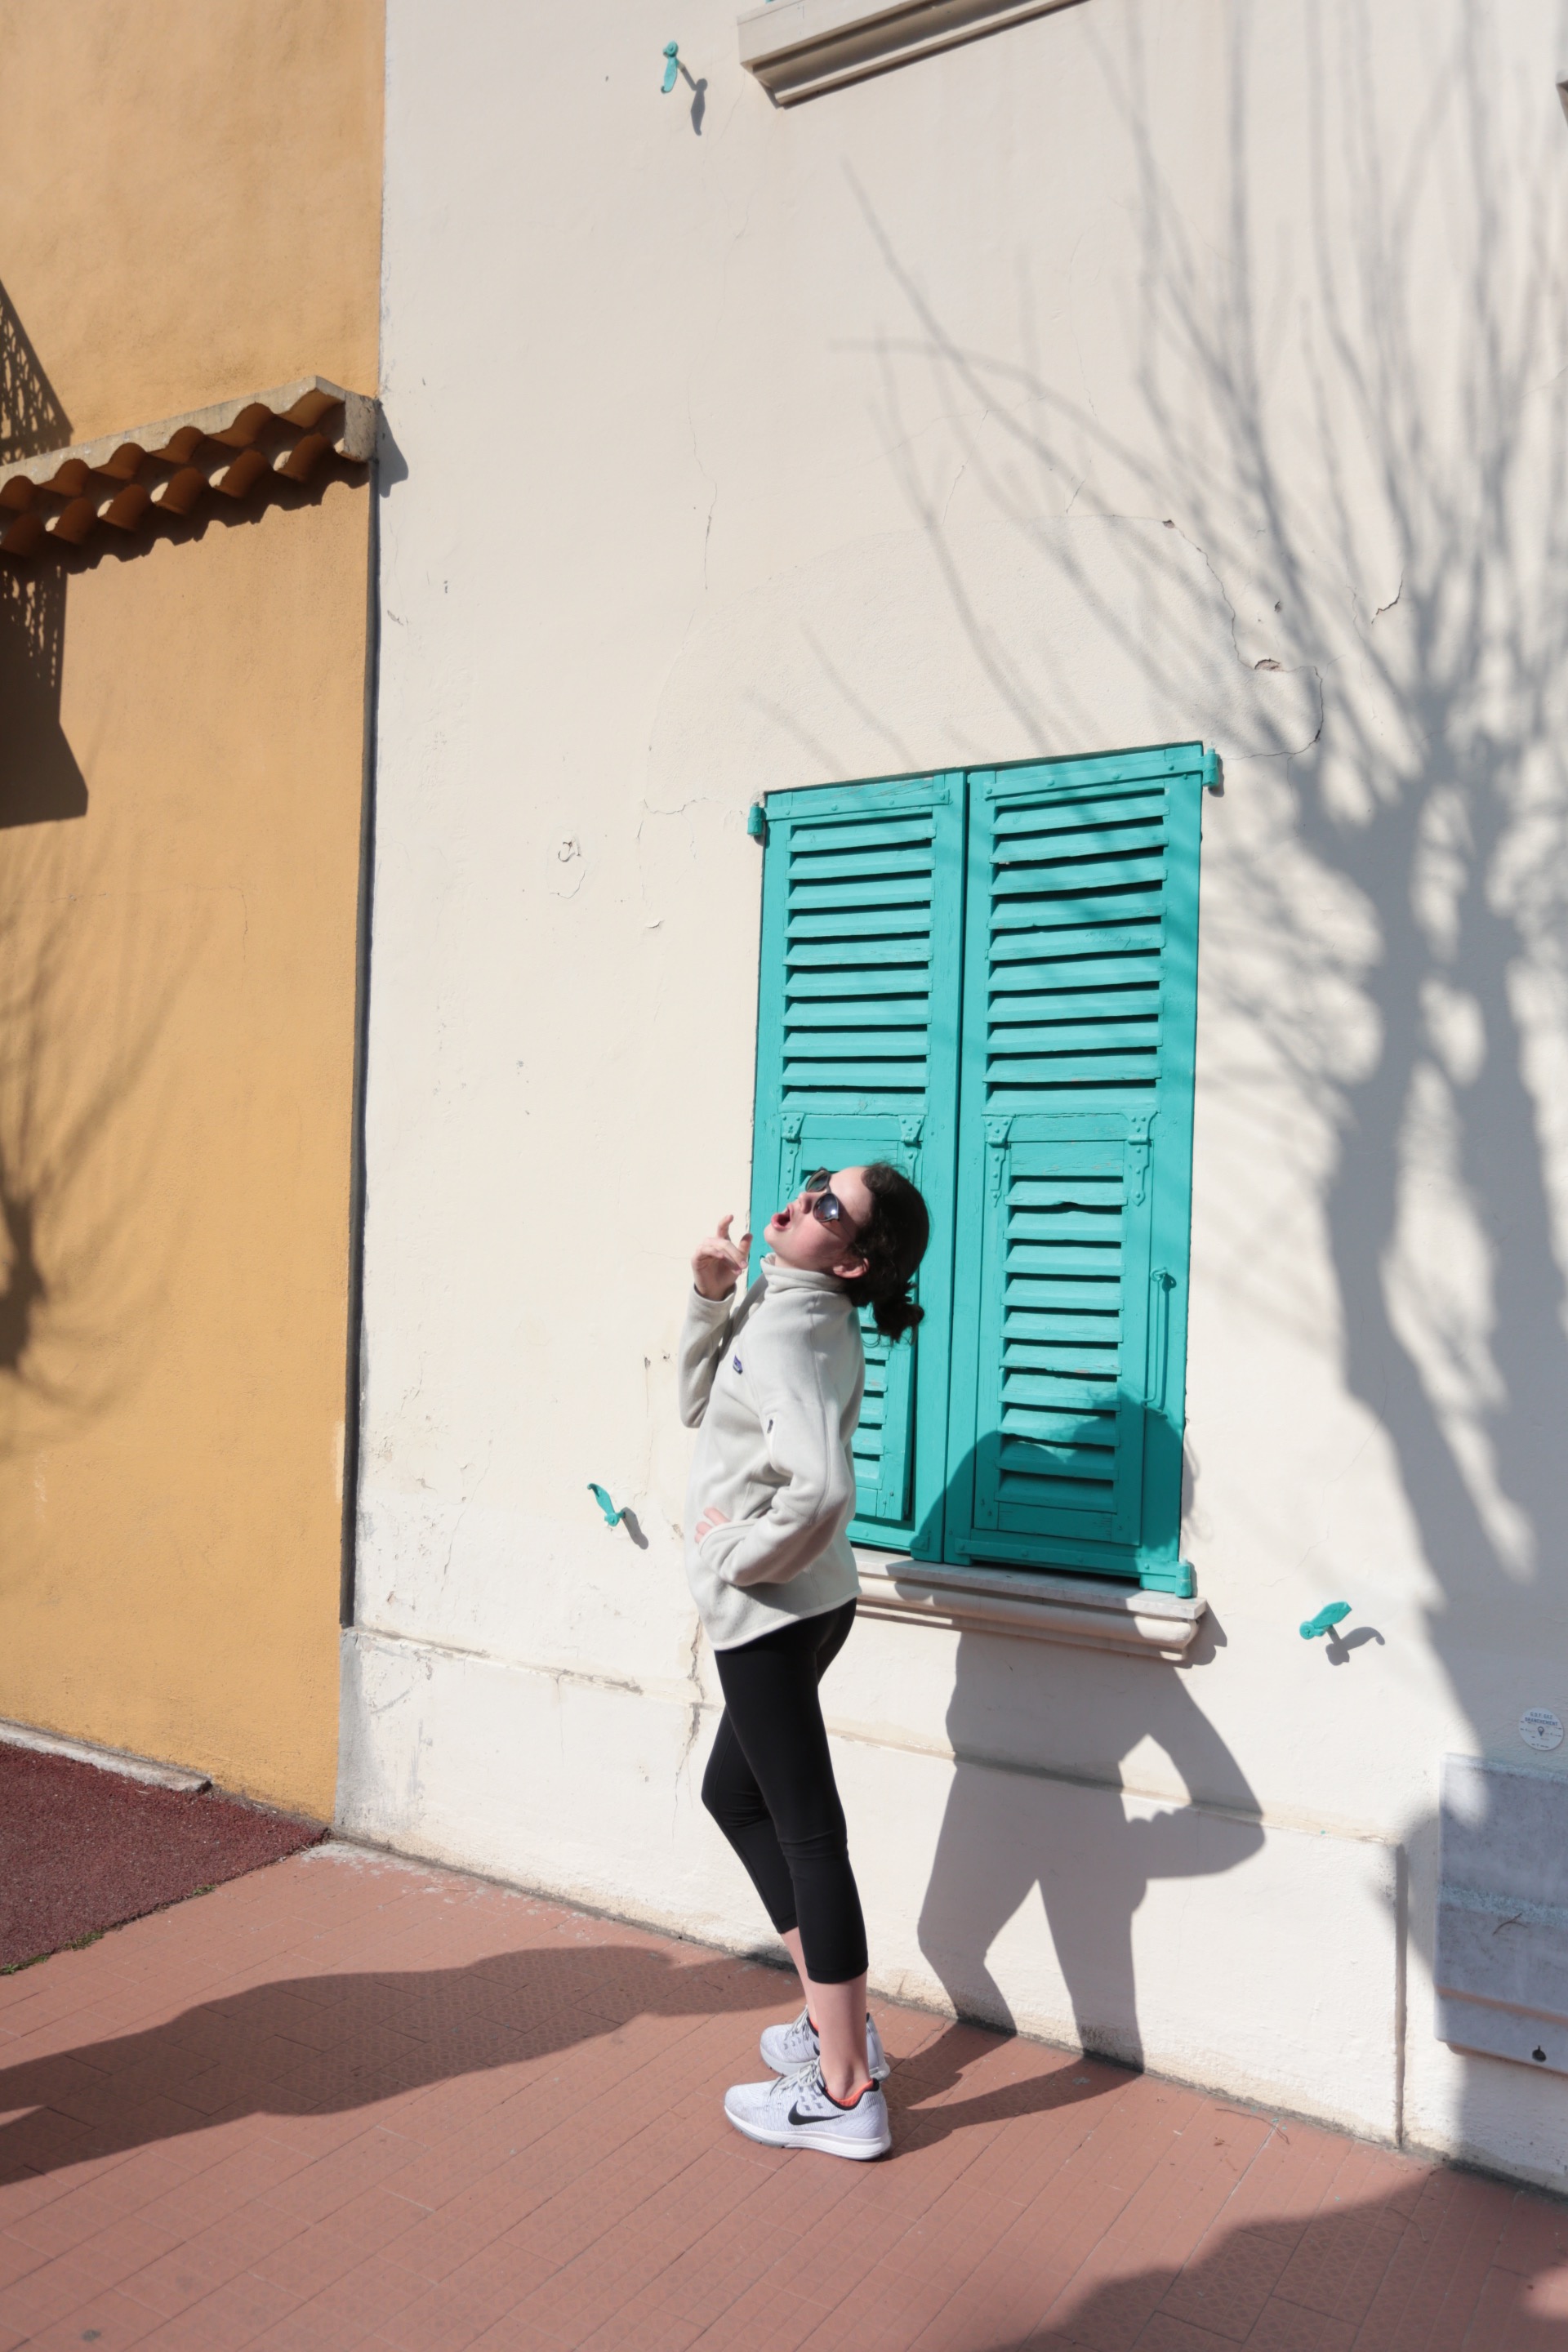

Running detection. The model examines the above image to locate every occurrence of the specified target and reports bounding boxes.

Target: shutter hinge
[1126,1114,1153,1203]
[898,1114,924,1149]
[985,1115,1011,1201]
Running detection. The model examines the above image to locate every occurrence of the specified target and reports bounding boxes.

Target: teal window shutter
[749,774,964,1553]
[943,746,1202,1592]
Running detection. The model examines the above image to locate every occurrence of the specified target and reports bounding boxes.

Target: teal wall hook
[746,803,767,842]
[588,1482,625,1528]
[662,42,679,92]
[1202,748,1224,793]
[1300,1601,1352,1640]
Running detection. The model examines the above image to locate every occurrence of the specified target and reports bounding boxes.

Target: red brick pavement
[1,1845,1564,2351]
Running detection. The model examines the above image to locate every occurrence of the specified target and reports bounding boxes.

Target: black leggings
[701,1599,867,1985]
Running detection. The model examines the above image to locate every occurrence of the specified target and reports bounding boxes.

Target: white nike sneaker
[759,2005,890,2082]
[724,2061,891,2160]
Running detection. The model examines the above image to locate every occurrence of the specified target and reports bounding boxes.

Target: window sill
[737,0,1085,105]
[853,1550,1207,1661]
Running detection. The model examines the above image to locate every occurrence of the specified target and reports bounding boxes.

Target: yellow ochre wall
[0,0,384,1817]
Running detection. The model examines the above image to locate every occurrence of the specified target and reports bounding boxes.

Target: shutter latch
[1148,1269,1177,1410]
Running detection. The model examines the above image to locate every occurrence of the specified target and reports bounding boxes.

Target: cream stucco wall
[346,0,1568,2184]
[0,0,382,1817]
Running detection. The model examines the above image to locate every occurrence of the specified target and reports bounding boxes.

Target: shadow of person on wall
[916,1633,1263,2087]
[900,1383,1265,2083]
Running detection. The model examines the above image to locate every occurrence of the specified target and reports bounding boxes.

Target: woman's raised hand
[693,1214,752,1301]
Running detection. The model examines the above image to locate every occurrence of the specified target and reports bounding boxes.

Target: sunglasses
[800,1169,864,1241]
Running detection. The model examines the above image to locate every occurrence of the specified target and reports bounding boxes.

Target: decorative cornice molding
[738,0,1085,105]
[853,1550,1207,1661]
[0,376,376,558]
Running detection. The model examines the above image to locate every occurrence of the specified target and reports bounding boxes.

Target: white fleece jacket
[678,1254,864,1650]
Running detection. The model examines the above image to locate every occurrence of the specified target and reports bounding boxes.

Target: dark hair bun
[872,1291,924,1342]
[841,1164,932,1344]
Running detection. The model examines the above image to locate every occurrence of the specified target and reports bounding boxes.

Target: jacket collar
[760,1252,853,1303]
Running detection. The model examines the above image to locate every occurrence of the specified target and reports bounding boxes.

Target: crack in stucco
[439,1440,493,1580]
[686,385,717,594]
[1160,514,1326,759]
[1159,513,1249,670]
[675,1613,705,1805]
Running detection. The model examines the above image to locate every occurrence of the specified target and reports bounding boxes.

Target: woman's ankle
[822,2071,873,2107]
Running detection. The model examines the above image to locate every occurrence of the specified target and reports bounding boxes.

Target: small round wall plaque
[1520,1708,1565,1753]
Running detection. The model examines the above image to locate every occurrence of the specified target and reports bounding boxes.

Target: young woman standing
[679,1163,930,2160]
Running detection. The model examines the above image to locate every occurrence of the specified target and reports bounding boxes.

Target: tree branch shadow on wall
[844,0,1568,2159]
